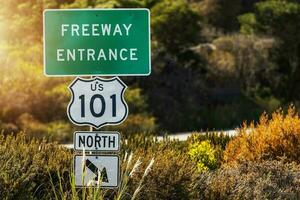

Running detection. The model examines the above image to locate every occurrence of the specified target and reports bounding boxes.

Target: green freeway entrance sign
[43,9,151,76]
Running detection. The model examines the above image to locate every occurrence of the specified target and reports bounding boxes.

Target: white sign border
[43,8,151,77]
[73,131,121,152]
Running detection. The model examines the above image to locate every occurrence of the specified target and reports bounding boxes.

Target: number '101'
[79,94,116,118]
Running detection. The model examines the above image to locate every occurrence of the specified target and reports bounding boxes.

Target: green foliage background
[0,0,300,141]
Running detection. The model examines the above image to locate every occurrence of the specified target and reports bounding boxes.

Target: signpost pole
[89,76,93,155]
[90,76,93,133]
[89,125,92,154]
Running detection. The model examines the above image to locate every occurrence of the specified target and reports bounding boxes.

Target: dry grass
[223,106,300,166]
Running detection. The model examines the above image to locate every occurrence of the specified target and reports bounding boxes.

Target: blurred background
[0,0,299,143]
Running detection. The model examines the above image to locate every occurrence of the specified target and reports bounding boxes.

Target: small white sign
[67,77,128,128]
[74,131,120,152]
[74,155,119,187]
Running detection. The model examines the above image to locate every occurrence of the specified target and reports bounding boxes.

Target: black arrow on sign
[85,159,108,182]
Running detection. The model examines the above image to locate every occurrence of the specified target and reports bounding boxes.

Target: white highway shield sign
[67,77,128,128]
[74,131,120,152]
[74,155,119,187]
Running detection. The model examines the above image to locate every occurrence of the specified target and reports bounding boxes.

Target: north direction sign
[43,9,151,76]
[74,155,119,187]
[67,77,128,128]
[74,131,120,152]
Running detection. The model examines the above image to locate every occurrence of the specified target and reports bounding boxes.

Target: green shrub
[16,113,74,143]
[187,133,232,169]
[121,134,198,199]
[193,159,300,200]
[0,133,72,199]
[187,132,232,150]
[122,134,187,153]
[188,140,217,172]
[129,148,197,200]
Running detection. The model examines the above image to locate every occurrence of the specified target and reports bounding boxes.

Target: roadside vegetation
[1,0,300,138]
[1,108,300,199]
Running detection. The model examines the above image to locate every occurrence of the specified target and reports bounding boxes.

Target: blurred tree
[151,0,202,53]
[2,0,297,135]
[0,0,71,42]
[209,34,276,95]
[0,44,69,124]
[64,0,160,9]
[138,48,208,131]
[194,0,242,32]
[239,0,300,102]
